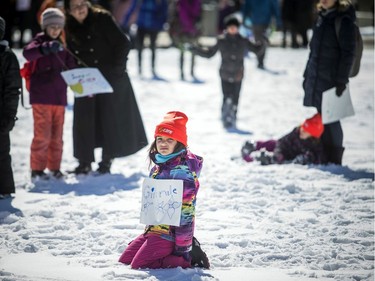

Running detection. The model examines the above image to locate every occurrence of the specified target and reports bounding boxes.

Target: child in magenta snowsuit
[119,111,209,269]
[23,8,76,180]
[242,113,326,165]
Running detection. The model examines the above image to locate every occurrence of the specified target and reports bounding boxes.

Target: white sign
[61,67,113,98]
[140,178,183,227]
[322,85,355,124]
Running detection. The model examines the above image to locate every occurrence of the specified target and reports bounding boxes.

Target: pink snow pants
[118,234,191,269]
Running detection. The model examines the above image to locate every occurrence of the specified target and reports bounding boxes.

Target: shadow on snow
[28,172,143,196]
[313,164,374,181]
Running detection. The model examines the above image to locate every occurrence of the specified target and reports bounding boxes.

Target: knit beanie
[41,8,65,30]
[301,113,324,138]
[224,16,240,28]
[154,111,188,146]
[0,17,5,41]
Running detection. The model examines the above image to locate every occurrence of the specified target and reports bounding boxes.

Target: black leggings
[136,28,159,71]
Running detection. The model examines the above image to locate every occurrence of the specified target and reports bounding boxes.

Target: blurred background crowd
[0,0,373,50]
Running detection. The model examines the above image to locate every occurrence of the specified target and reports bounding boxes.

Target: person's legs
[221,80,233,128]
[31,104,51,172]
[149,30,158,75]
[136,29,146,75]
[231,81,242,126]
[47,105,65,171]
[73,97,95,172]
[255,140,277,152]
[179,48,185,80]
[321,121,344,164]
[0,133,15,195]
[130,235,175,269]
[252,25,268,68]
[119,234,147,265]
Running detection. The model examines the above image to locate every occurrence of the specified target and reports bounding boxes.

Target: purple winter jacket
[23,33,77,106]
[178,0,201,36]
[145,149,203,254]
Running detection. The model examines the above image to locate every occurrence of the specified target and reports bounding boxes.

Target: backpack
[335,15,363,78]
[20,60,37,92]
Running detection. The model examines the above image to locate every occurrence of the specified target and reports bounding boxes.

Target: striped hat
[41,8,65,30]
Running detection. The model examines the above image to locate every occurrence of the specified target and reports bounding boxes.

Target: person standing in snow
[241,113,326,165]
[241,0,282,69]
[63,0,148,174]
[23,8,77,180]
[190,16,263,129]
[302,0,357,165]
[119,111,209,269]
[168,0,202,81]
[121,0,168,78]
[0,17,22,198]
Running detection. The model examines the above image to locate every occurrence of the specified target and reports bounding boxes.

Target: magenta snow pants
[118,234,191,269]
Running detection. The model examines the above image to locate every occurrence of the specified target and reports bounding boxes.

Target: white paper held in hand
[321,84,355,124]
[61,67,113,98]
[140,178,183,227]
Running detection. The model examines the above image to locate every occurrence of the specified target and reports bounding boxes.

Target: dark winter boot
[190,237,210,269]
[257,149,275,165]
[31,170,49,180]
[97,159,113,174]
[327,146,345,165]
[222,98,235,128]
[73,162,92,175]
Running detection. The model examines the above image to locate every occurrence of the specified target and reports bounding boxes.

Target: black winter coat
[0,41,21,194]
[274,127,326,164]
[65,8,148,161]
[303,5,356,111]
[193,33,259,82]
[0,41,21,120]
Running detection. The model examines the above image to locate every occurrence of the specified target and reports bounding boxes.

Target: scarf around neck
[155,149,186,164]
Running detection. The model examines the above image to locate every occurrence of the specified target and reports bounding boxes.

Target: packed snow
[0,40,374,281]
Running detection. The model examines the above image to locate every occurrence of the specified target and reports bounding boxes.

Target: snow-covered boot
[190,237,210,269]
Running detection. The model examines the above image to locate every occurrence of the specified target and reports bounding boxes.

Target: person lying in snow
[241,113,326,165]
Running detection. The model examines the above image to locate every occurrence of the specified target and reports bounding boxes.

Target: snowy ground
[0,39,374,281]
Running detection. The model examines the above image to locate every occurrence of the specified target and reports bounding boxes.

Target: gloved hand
[0,115,17,134]
[41,40,63,55]
[292,154,307,165]
[173,249,191,262]
[336,83,346,97]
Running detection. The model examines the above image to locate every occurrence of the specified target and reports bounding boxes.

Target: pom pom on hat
[0,17,5,41]
[301,113,324,138]
[154,111,188,146]
[41,8,65,30]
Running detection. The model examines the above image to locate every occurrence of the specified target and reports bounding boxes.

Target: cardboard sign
[322,85,355,124]
[61,67,113,98]
[140,178,183,226]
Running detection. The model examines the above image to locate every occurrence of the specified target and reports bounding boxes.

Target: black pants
[321,121,343,148]
[136,28,159,73]
[221,80,242,128]
[0,133,15,194]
